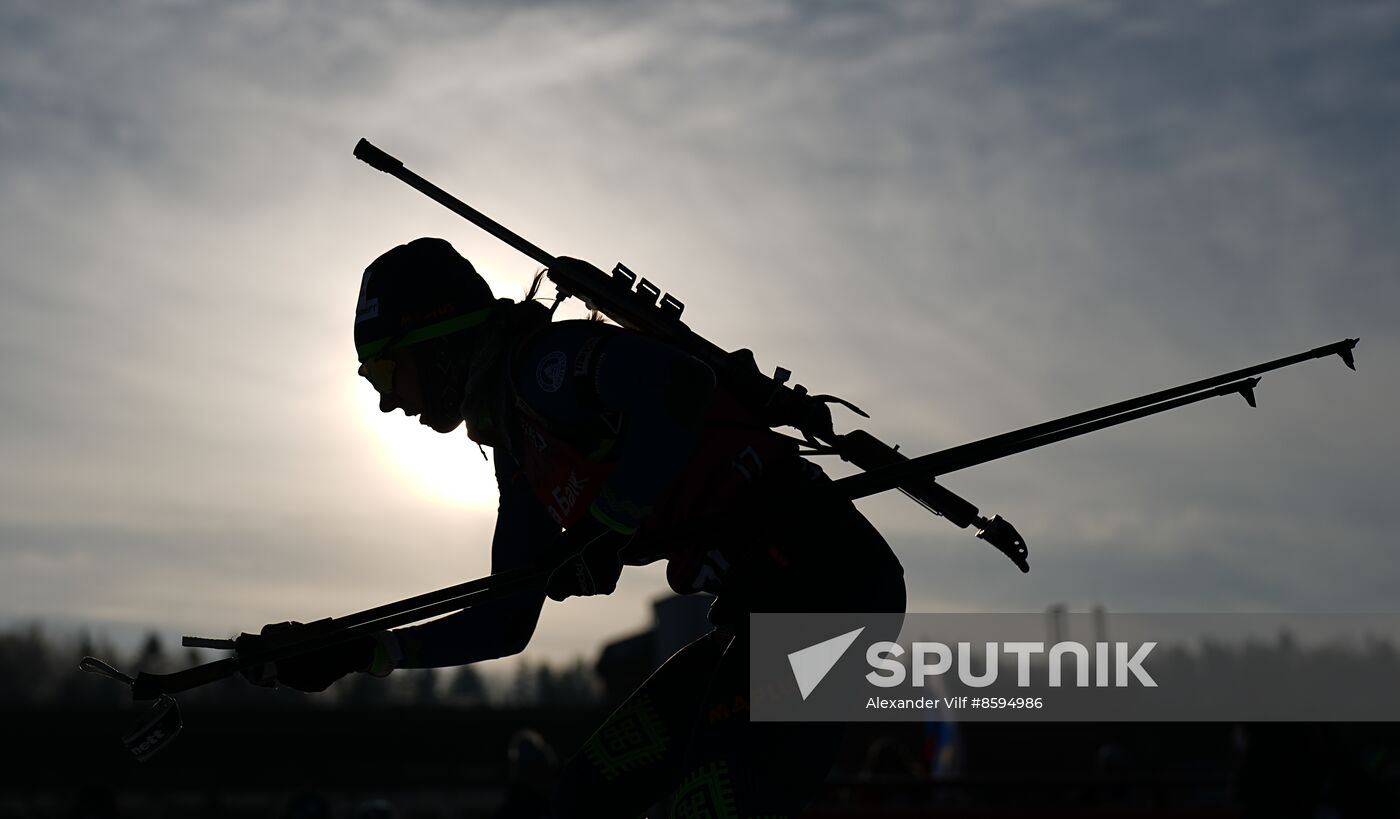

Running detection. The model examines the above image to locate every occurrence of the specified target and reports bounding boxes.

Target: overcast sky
[2,0,1396,669]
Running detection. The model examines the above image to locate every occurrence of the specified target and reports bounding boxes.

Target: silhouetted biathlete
[240,238,906,816]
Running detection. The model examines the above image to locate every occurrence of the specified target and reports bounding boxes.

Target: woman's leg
[664,630,846,818]
[551,629,730,818]
[665,494,908,817]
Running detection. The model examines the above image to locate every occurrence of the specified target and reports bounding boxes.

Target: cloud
[0,0,1396,661]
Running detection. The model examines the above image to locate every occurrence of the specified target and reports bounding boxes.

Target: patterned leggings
[551,536,906,817]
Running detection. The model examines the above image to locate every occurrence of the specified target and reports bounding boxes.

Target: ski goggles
[360,358,398,395]
[355,307,495,362]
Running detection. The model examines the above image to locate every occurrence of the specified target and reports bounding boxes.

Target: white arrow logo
[787,627,865,700]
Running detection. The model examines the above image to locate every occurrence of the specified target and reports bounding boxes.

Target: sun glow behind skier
[352,387,499,508]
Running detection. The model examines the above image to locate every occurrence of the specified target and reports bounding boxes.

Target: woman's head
[354,238,496,432]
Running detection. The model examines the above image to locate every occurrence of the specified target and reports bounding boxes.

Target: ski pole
[118,565,548,701]
[834,339,1358,501]
[933,339,1355,470]
[836,377,1257,503]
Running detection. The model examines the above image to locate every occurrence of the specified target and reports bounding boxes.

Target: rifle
[352,138,1359,574]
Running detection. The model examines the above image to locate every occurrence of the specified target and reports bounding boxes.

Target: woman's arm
[392,450,560,668]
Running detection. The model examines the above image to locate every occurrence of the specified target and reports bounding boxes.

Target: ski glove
[236,622,401,693]
[545,517,631,602]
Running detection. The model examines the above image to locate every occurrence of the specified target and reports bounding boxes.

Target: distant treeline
[0,624,599,709]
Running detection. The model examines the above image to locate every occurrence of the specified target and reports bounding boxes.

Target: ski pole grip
[354,138,403,174]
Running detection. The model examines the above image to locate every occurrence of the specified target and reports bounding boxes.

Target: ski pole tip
[1239,377,1261,408]
[1339,338,1359,370]
[354,138,403,174]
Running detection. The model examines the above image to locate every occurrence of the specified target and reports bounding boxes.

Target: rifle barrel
[354,139,557,269]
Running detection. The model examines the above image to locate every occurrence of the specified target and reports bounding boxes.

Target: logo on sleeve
[536,351,568,393]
